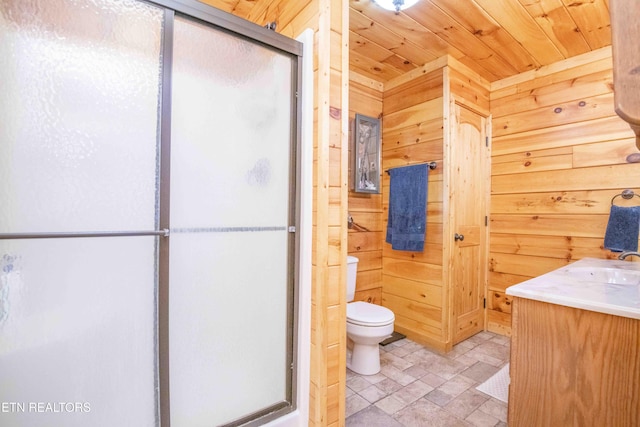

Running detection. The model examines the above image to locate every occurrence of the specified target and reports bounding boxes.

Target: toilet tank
[346,256,359,302]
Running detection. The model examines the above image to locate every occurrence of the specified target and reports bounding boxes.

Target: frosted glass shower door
[0,1,164,426]
[169,16,298,426]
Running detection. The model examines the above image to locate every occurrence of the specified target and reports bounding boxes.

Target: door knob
[454,233,464,241]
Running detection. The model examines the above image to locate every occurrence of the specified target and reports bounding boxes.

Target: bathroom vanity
[506,258,640,426]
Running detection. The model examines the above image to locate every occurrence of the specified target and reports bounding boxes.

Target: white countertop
[506,257,640,320]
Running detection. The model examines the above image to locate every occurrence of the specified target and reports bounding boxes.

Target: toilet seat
[347,301,394,327]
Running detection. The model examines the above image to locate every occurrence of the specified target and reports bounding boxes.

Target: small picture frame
[353,113,381,194]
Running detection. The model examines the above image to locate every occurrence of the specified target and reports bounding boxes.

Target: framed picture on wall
[353,113,381,194]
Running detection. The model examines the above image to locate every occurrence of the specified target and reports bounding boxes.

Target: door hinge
[483,298,486,309]
[485,216,488,226]
[485,136,489,147]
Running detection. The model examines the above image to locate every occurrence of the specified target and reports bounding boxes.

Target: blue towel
[386,164,428,251]
[603,205,640,252]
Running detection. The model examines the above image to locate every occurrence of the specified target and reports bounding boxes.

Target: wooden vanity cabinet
[508,297,640,426]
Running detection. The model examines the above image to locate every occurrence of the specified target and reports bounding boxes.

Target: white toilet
[346,256,395,375]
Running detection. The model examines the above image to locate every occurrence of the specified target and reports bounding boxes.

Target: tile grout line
[346,331,510,427]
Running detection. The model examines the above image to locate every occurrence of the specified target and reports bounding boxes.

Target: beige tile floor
[346,331,510,427]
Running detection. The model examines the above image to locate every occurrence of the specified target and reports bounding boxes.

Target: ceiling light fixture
[373,0,419,14]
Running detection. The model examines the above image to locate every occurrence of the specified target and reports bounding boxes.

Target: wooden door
[449,102,489,344]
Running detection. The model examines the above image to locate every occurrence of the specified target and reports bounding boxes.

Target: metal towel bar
[385,161,437,175]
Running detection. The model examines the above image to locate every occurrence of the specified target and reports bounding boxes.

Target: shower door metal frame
[151,1,304,426]
[0,1,303,426]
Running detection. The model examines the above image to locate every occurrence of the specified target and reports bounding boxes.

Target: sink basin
[565,267,640,285]
[507,257,640,320]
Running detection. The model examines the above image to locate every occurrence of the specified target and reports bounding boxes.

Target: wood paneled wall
[378,56,490,351]
[488,46,640,336]
[381,64,446,349]
[307,0,348,425]
[348,71,383,304]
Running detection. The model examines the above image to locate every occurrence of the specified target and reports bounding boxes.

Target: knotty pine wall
[488,46,640,336]
[348,71,384,304]
[380,65,446,349]
[201,1,350,425]
[306,0,349,425]
[378,56,490,351]
[351,46,640,345]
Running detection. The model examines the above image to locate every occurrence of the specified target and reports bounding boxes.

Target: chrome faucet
[618,251,640,260]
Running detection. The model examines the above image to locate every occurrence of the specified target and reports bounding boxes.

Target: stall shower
[0,0,303,425]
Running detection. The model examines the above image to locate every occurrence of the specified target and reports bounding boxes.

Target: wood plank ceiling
[350,0,611,83]
[202,0,612,83]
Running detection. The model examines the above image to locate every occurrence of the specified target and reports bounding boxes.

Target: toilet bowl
[347,301,394,375]
[346,256,395,375]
